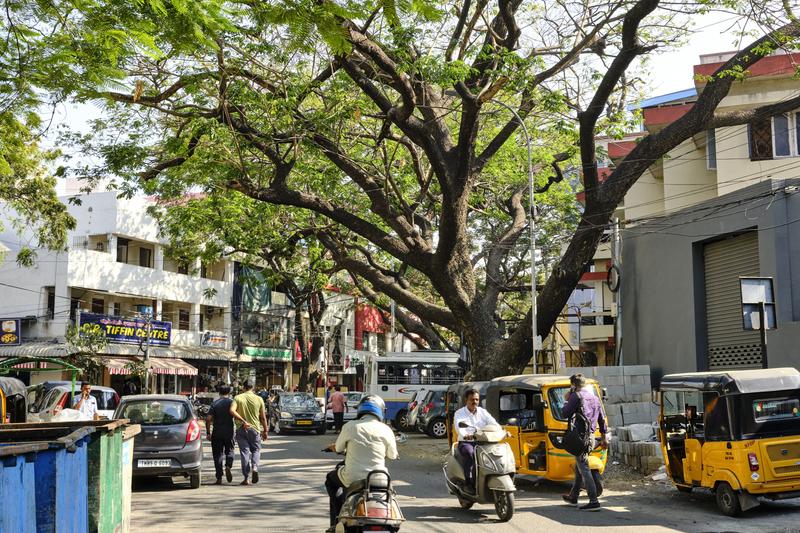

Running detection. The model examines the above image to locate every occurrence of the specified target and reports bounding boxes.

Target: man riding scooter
[453,388,499,493]
[324,394,398,532]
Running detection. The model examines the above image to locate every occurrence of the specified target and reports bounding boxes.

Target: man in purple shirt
[561,374,608,511]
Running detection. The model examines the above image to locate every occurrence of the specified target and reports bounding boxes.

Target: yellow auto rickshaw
[658,367,800,516]
[0,376,27,424]
[445,381,490,446]
[484,375,608,484]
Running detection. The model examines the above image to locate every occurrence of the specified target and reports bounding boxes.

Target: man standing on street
[73,382,99,420]
[453,388,498,493]
[327,385,347,433]
[206,386,235,484]
[229,380,268,485]
[561,373,608,511]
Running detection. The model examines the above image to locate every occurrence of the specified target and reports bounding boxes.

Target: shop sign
[200,331,228,348]
[243,345,291,361]
[0,319,21,346]
[79,312,172,346]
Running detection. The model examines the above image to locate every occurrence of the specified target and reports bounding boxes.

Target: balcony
[67,249,231,308]
[580,324,614,342]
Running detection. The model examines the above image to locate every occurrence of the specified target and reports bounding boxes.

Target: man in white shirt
[324,395,398,531]
[453,388,498,492]
[72,382,98,420]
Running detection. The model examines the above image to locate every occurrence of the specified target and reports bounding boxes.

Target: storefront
[240,346,292,390]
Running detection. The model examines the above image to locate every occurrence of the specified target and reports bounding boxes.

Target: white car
[405,389,429,431]
[28,384,120,422]
[325,391,367,427]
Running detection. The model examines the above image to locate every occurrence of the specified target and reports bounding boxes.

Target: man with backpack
[561,373,608,511]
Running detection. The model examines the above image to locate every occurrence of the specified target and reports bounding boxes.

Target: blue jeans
[569,448,598,503]
[235,427,262,480]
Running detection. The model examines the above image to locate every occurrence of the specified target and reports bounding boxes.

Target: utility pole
[612,217,623,366]
[142,312,152,394]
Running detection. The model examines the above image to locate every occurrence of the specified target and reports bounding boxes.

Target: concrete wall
[621,178,800,378]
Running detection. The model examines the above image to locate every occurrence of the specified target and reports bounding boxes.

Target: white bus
[365,351,465,428]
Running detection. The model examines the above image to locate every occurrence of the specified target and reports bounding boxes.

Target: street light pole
[490,99,538,373]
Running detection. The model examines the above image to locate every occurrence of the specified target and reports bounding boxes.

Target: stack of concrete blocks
[612,424,664,474]
[561,364,663,474]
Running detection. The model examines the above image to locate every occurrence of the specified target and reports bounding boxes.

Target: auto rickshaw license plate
[297,420,312,425]
[138,459,171,468]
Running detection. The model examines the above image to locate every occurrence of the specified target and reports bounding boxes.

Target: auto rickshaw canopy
[660,367,800,395]
[447,381,490,404]
[0,376,26,399]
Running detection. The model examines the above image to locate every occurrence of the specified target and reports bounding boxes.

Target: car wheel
[317,424,327,435]
[189,470,201,489]
[715,482,742,516]
[428,418,447,439]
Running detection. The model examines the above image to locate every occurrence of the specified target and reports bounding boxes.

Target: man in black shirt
[206,386,235,484]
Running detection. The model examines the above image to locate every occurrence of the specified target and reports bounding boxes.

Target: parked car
[271,392,326,435]
[27,383,119,422]
[115,394,203,488]
[325,391,367,428]
[416,390,447,438]
[404,389,429,432]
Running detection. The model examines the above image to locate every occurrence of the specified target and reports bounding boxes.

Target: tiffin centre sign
[79,312,172,346]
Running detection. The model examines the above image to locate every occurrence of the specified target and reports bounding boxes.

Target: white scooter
[443,422,517,522]
[334,469,404,533]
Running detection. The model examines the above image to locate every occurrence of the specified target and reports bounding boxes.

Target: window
[45,287,55,319]
[179,309,190,330]
[749,114,800,161]
[116,238,129,263]
[706,129,717,170]
[177,262,189,275]
[139,247,152,268]
[91,298,104,314]
[113,302,121,316]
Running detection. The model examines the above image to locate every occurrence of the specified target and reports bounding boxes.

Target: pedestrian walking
[229,380,268,485]
[561,373,608,511]
[327,385,347,433]
[206,386,235,485]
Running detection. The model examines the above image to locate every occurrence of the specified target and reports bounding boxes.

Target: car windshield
[345,393,363,403]
[548,386,600,421]
[281,394,318,409]
[119,400,190,425]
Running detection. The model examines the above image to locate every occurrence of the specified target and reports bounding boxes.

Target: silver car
[115,394,203,489]
[325,391,367,428]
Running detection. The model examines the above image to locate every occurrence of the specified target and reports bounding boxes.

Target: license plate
[138,459,171,468]
[296,420,312,425]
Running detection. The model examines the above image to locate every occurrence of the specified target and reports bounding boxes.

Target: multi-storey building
[0,191,239,393]
[615,51,800,375]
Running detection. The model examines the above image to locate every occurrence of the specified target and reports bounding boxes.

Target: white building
[0,191,238,392]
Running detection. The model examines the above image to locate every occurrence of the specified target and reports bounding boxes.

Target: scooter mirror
[458,421,469,428]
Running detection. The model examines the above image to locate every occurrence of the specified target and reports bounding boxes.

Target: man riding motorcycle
[324,394,398,532]
[452,388,499,493]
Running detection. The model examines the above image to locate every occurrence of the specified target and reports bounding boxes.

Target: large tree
[10,0,800,377]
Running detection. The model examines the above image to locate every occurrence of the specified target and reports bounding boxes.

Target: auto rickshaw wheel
[457,496,474,509]
[591,470,603,497]
[715,482,742,517]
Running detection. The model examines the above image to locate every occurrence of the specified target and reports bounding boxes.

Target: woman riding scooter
[324,394,399,532]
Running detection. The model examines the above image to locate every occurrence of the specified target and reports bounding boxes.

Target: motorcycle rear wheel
[493,490,514,522]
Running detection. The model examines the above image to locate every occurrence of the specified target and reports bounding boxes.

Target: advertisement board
[0,319,21,346]
[79,312,172,346]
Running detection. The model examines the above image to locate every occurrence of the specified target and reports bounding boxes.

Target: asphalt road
[130,429,800,532]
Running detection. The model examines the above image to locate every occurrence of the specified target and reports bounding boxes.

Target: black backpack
[562,395,593,456]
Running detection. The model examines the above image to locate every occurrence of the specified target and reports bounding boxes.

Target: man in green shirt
[229,380,268,485]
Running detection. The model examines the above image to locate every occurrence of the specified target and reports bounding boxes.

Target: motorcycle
[323,449,405,533]
[443,422,516,522]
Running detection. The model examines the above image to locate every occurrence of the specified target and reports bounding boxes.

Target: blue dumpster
[0,442,46,533]
[0,426,94,533]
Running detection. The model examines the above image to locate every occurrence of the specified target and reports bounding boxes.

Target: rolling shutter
[704,232,761,369]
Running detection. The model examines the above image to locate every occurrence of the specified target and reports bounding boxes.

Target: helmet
[356,394,386,422]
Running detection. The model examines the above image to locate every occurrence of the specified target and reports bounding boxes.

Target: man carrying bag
[561,374,608,511]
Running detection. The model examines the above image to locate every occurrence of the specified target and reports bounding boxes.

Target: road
[131,430,800,532]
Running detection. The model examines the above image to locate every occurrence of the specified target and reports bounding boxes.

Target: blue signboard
[0,319,21,346]
[79,313,172,346]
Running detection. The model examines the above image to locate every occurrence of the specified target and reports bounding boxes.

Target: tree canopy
[5,0,800,377]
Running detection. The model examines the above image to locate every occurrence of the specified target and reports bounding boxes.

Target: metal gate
[704,232,762,369]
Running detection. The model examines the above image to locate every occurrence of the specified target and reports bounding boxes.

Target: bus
[365,351,466,428]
